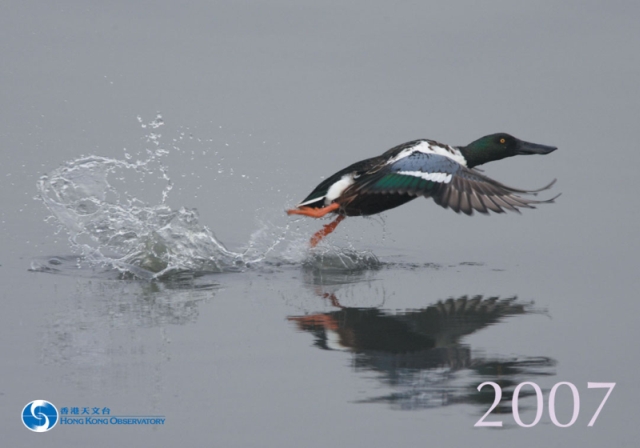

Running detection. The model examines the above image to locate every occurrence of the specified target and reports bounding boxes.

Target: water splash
[302,246,380,272]
[36,116,247,278]
[35,116,380,280]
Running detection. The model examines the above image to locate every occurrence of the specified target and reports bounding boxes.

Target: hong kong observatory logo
[21,400,58,432]
[21,400,166,431]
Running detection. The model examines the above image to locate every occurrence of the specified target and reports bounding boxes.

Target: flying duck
[287,133,558,247]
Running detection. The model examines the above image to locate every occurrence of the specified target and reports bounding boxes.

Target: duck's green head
[460,133,557,168]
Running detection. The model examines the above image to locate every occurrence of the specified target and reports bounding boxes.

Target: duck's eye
[499,138,506,144]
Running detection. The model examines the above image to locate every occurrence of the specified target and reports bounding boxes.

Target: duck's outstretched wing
[353,152,558,215]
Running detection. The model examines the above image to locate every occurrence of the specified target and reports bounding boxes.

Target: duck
[286,133,559,247]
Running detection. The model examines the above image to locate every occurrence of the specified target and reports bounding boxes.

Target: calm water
[1,1,639,446]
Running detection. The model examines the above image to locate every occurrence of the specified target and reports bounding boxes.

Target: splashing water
[35,115,380,280]
[36,115,247,278]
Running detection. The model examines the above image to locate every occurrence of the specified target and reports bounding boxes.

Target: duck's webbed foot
[286,202,339,218]
[310,215,345,247]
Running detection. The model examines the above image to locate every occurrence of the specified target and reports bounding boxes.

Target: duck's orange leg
[286,202,340,218]
[310,214,345,247]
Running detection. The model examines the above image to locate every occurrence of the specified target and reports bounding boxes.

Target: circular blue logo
[21,400,58,432]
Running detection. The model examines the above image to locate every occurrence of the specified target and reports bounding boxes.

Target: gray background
[1,1,639,446]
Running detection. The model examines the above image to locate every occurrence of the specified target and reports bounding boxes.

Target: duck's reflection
[289,269,555,411]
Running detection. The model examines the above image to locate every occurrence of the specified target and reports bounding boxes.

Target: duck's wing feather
[352,152,558,215]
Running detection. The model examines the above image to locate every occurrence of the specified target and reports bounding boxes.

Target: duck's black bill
[516,140,557,155]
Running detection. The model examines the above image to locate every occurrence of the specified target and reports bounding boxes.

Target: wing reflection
[289,274,555,411]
